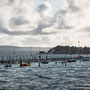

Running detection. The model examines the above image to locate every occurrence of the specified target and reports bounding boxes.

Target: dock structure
[0,54,90,64]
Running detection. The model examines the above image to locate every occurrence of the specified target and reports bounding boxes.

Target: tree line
[47,45,90,54]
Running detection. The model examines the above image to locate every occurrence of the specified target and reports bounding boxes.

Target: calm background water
[0,61,90,90]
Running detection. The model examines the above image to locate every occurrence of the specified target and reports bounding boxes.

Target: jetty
[0,54,90,64]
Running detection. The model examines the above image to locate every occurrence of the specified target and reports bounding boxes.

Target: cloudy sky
[0,0,90,47]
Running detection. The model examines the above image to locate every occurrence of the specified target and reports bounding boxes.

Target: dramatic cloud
[0,0,40,32]
[65,0,90,28]
[37,2,52,16]
[9,16,29,26]
[0,0,90,47]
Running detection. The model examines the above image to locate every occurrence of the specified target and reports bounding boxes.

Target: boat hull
[21,63,31,66]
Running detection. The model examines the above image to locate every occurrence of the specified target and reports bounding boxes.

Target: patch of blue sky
[34,0,64,11]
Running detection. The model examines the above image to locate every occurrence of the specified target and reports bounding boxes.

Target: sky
[0,0,90,47]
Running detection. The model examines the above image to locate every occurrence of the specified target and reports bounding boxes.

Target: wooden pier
[0,54,90,64]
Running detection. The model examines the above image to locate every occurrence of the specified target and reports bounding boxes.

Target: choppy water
[0,61,90,90]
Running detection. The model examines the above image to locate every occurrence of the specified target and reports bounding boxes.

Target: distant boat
[4,63,12,67]
[41,56,49,64]
[20,62,31,67]
[66,59,76,63]
[82,58,89,61]
[41,61,49,64]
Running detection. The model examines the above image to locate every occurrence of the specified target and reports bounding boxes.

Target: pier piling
[38,55,41,67]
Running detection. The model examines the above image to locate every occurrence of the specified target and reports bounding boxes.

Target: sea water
[0,61,90,90]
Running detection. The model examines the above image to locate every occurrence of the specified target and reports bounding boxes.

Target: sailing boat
[41,56,49,64]
[21,62,31,66]
[4,58,12,68]
[20,56,31,67]
[66,46,76,63]
[4,62,12,67]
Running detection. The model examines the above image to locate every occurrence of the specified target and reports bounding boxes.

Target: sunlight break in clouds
[0,0,90,47]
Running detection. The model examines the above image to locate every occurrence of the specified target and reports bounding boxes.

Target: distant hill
[48,45,90,54]
[1,45,90,54]
[0,45,50,54]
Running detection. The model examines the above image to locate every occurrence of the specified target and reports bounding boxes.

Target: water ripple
[0,61,90,90]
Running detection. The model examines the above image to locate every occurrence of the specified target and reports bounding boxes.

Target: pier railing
[0,54,90,63]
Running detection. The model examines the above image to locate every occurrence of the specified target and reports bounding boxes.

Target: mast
[78,41,80,55]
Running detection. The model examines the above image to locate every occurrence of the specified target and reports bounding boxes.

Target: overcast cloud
[0,0,90,47]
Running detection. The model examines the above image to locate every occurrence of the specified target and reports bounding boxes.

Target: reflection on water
[0,61,90,90]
